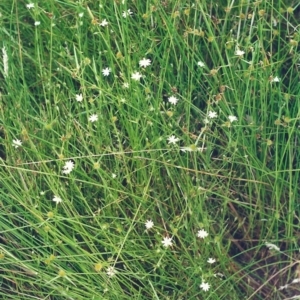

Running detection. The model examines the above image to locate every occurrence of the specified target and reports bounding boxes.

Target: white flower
[76,93,83,102]
[167,135,180,145]
[53,195,62,204]
[89,114,98,122]
[270,76,280,83]
[123,82,129,88]
[197,229,208,239]
[34,21,41,26]
[78,12,84,18]
[122,9,133,18]
[228,115,238,123]
[145,220,154,229]
[106,266,116,277]
[168,95,179,105]
[102,67,111,76]
[26,3,34,9]
[265,242,280,251]
[207,111,217,119]
[112,173,117,178]
[207,258,216,264]
[162,237,173,248]
[197,61,205,67]
[12,139,22,148]
[62,160,75,175]
[100,19,108,27]
[234,49,245,56]
[139,58,151,68]
[131,72,142,81]
[200,281,210,292]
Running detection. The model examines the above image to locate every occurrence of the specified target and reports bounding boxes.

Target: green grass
[0,0,300,299]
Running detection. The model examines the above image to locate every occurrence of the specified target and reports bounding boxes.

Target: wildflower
[89,114,98,122]
[78,12,84,18]
[168,95,179,105]
[197,229,208,239]
[76,94,83,102]
[106,266,116,277]
[234,49,245,56]
[167,135,180,145]
[122,9,133,18]
[102,67,111,76]
[207,258,216,264]
[228,115,238,123]
[123,82,129,88]
[197,61,205,67]
[100,19,108,27]
[145,220,154,230]
[265,242,280,251]
[162,236,173,248]
[62,160,75,175]
[139,58,151,68]
[2,47,8,77]
[12,139,22,148]
[53,195,62,204]
[34,21,41,26]
[26,3,34,9]
[270,76,280,83]
[131,72,142,81]
[207,111,217,119]
[112,173,117,178]
[200,281,210,292]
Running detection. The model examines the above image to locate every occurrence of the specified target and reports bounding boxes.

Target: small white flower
[270,76,280,83]
[12,139,22,148]
[234,49,245,56]
[207,111,217,119]
[228,115,238,123]
[112,173,117,178]
[89,114,98,122]
[167,135,180,145]
[200,281,210,292]
[78,12,84,18]
[34,21,41,26]
[197,229,208,239]
[53,195,62,204]
[139,58,151,68]
[102,67,111,76]
[122,9,133,18]
[197,61,205,67]
[162,236,173,248]
[123,82,129,88]
[207,258,216,264]
[106,266,116,277]
[76,93,83,102]
[168,95,179,105]
[145,220,154,230]
[100,19,108,27]
[62,160,75,175]
[265,242,280,251]
[131,72,142,81]
[26,3,34,9]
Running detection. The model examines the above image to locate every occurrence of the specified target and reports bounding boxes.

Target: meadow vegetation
[0,0,300,299]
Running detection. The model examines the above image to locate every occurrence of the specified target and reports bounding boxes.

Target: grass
[0,0,300,299]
